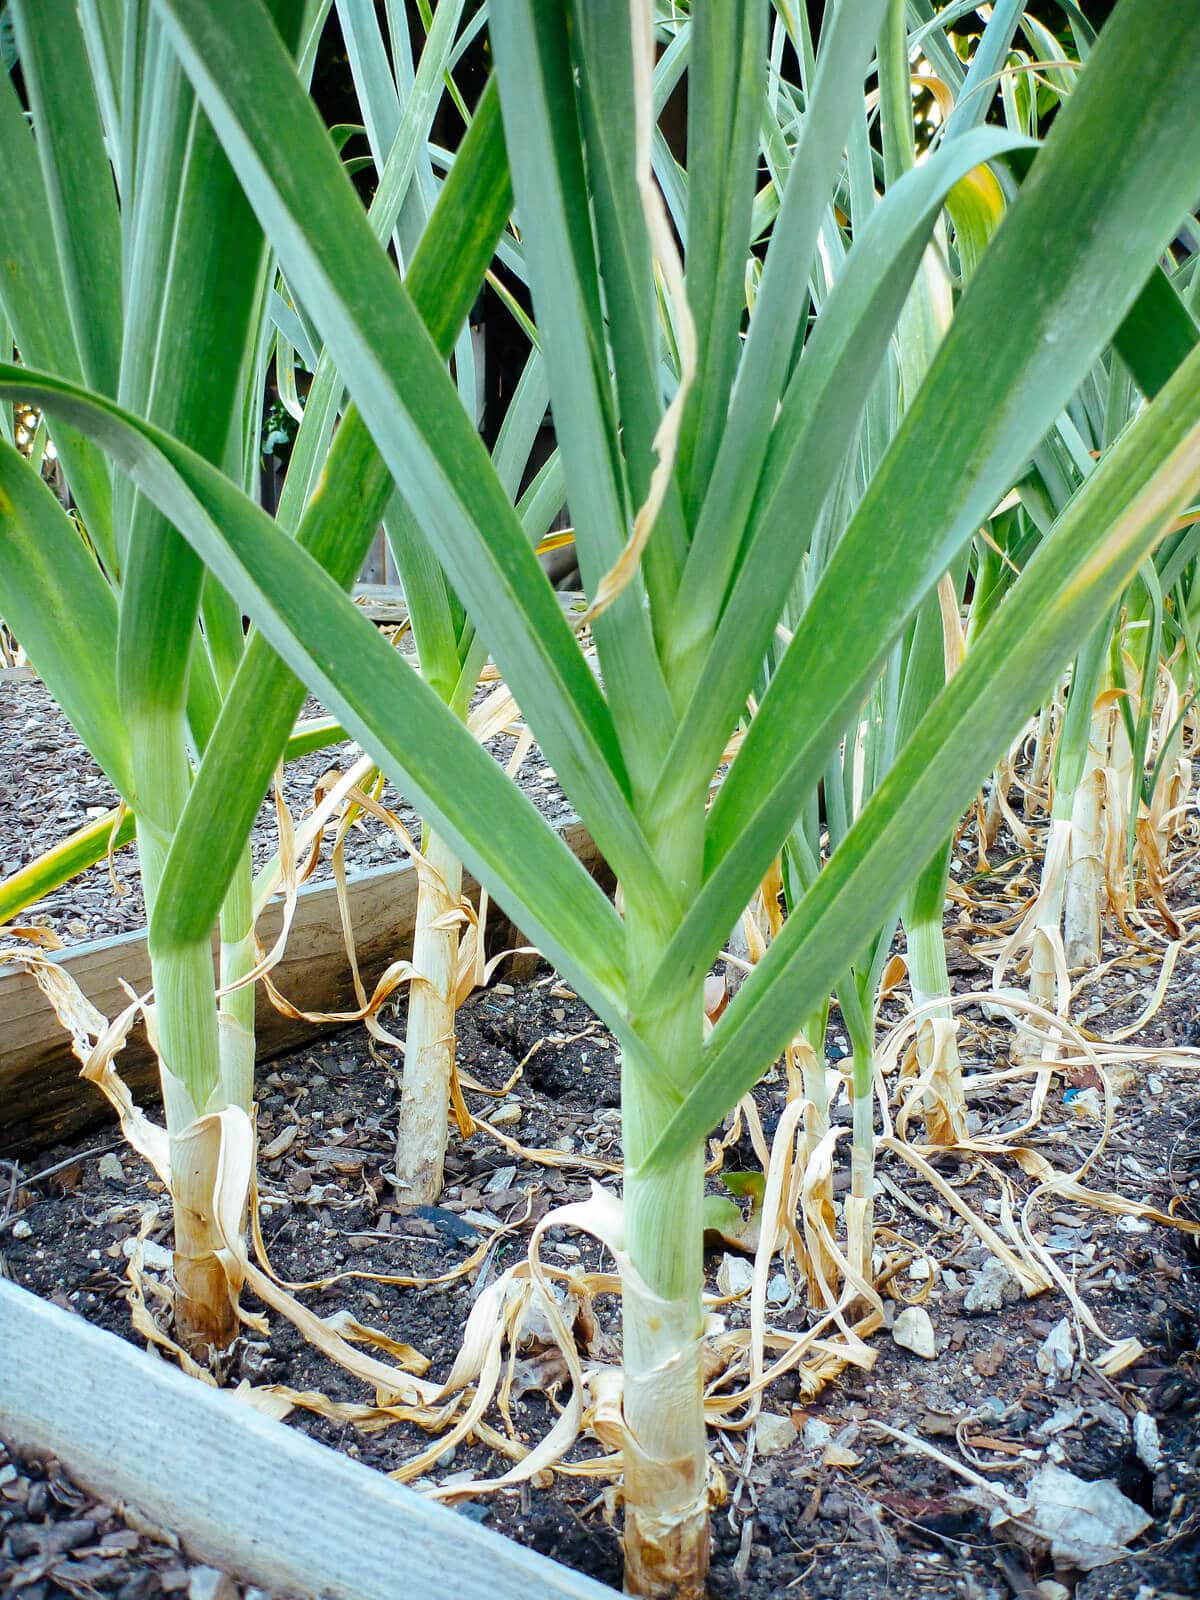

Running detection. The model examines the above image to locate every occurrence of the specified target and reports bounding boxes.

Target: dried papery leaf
[879,952,908,999]
[251,752,376,925]
[1085,936,1183,1042]
[879,986,1200,1367]
[470,1112,620,1175]
[322,1310,432,1374]
[1,924,65,948]
[105,801,130,900]
[231,1381,295,1420]
[249,1170,528,1294]
[0,945,107,1059]
[466,682,522,745]
[429,1187,638,1501]
[880,1133,1048,1297]
[937,570,965,680]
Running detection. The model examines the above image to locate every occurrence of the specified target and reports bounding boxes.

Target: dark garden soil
[5,936,1200,1600]
[4,670,1200,1599]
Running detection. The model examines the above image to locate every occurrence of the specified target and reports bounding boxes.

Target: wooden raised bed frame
[0,1280,612,1600]
[1,820,602,1158]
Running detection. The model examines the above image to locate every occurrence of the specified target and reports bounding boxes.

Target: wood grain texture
[0,822,604,1158]
[0,1280,613,1600]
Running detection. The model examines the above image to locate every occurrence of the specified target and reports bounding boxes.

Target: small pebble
[1133,1411,1162,1472]
[892,1305,936,1359]
[963,1257,1021,1315]
[187,1569,237,1600]
[492,1103,522,1127]
[1036,1317,1076,1383]
[98,1152,126,1183]
[11,1218,31,1240]
[754,1413,797,1456]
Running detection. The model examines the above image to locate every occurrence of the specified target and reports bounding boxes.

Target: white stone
[717,1254,754,1297]
[98,1151,126,1182]
[892,1305,936,1359]
[492,1103,522,1127]
[766,1272,791,1305]
[122,1237,173,1271]
[1133,1411,1162,1472]
[754,1412,797,1457]
[1036,1318,1076,1383]
[11,1218,31,1240]
[188,1568,237,1600]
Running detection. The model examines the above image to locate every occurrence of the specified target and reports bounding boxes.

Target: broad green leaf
[0,70,116,572]
[12,0,122,398]
[0,443,130,794]
[1113,266,1200,400]
[153,0,672,906]
[567,0,688,613]
[669,0,889,672]
[0,368,630,1024]
[653,128,1029,828]
[675,0,765,524]
[660,0,1200,997]
[155,78,514,948]
[489,0,675,795]
[644,342,1200,1168]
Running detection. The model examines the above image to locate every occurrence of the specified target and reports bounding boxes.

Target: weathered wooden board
[1,821,603,1159]
[0,1281,613,1600]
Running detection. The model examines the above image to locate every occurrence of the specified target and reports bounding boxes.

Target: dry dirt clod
[963,1257,1022,1314]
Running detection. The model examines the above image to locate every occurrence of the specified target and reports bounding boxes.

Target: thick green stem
[394,827,463,1203]
[620,809,709,1599]
[134,704,231,1351]
[218,846,256,1113]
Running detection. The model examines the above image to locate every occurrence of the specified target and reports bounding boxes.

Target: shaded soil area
[5,938,1200,1599]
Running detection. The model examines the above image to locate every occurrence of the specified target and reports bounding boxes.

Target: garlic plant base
[622,1500,710,1600]
[915,1016,969,1147]
[173,1235,237,1355]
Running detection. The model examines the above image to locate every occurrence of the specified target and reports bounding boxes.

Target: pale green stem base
[395,828,463,1203]
[218,847,257,1112]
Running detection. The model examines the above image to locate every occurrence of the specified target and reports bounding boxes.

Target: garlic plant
[3,0,1200,1593]
[0,0,507,1347]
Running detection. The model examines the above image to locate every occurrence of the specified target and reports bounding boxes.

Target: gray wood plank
[0,1280,613,1600]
